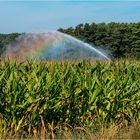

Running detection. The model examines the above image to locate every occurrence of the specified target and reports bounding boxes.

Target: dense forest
[0,22,140,58]
[58,22,140,58]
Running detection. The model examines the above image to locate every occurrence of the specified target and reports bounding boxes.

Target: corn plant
[0,59,139,134]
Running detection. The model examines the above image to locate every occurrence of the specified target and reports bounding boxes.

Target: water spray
[4,31,110,61]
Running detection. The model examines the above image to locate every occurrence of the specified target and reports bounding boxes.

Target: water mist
[4,31,110,61]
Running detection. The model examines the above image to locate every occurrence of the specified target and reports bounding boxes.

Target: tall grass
[0,59,139,139]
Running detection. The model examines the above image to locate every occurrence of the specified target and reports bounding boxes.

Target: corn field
[0,59,140,136]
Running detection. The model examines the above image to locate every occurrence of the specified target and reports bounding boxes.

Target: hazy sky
[0,0,140,33]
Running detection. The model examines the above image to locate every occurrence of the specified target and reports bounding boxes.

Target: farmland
[0,59,140,139]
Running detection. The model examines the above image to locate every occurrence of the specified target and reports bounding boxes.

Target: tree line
[58,22,140,58]
[0,22,140,58]
[0,33,20,56]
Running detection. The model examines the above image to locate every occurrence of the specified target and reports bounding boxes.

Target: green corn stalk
[0,59,139,134]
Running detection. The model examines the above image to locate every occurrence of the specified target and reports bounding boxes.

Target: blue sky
[0,1,140,33]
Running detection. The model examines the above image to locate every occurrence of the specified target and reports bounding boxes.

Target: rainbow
[4,31,110,60]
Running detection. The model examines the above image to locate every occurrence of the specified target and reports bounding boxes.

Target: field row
[0,60,140,135]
